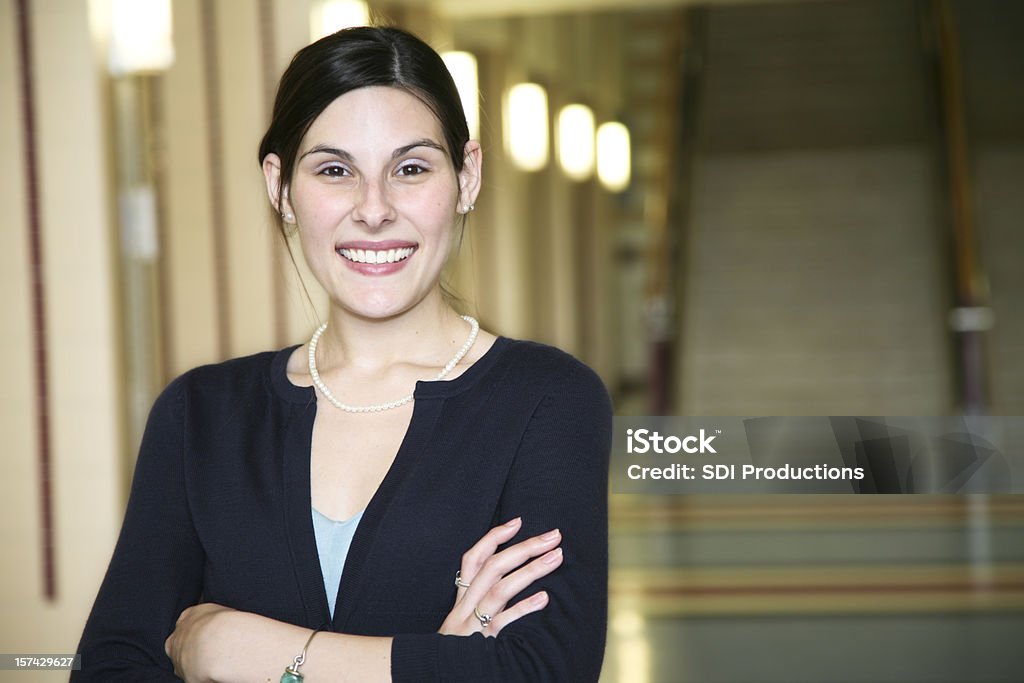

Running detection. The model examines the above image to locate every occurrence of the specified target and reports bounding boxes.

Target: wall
[0,0,121,672]
[960,0,1024,414]
[676,0,954,415]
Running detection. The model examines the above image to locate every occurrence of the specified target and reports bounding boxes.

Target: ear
[456,140,482,213]
[262,153,295,222]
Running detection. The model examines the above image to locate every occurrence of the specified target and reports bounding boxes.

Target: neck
[315,294,465,374]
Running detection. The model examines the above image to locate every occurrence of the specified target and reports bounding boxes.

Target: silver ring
[455,570,471,589]
[473,606,492,628]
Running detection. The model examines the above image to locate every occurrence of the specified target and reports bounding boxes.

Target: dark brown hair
[259,26,470,209]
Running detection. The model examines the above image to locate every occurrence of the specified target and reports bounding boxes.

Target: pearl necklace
[307,315,480,413]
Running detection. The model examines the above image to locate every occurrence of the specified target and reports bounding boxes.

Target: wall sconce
[310,0,369,41]
[557,104,596,181]
[441,51,480,140]
[597,121,631,192]
[108,0,175,76]
[505,83,549,172]
[106,0,176,467]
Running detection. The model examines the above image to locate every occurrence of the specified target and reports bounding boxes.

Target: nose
[352,179,396,230]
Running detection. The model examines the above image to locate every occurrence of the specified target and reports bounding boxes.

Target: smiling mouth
[337,247,416,264]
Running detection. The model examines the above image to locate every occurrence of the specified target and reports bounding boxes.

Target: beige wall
[161,0,322,377]
[679,148,952,414]
[1,0,122,674]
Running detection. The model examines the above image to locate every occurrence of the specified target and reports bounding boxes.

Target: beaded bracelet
[280,628,322,683]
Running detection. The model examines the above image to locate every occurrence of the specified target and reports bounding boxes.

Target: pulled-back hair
[259,26,470,209]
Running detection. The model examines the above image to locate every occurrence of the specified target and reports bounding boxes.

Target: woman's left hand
[438,518,563,638]
[164,602,238,682]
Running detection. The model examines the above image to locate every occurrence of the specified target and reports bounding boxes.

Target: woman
[74,26,611,682]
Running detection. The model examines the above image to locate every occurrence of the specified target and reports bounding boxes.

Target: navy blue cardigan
[73,338,611,681]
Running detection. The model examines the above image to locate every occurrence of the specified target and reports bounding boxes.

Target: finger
[438,538,560,638]
[486,591,550,636]
[478,546,563,616]
[455,569,473,603]
[464,529,561,606]
[454,530,561,631]
[473,546,562,627]
[174,606,192,626]
[457,517,522,598]
[164,633,184,678]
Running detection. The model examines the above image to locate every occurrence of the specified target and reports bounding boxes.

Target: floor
[599,496,1024,683]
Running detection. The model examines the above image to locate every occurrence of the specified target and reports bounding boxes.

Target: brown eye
[397,163,427,177]
[319,165,349,177]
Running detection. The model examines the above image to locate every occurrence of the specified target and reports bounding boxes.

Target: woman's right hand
[438,517,563,637]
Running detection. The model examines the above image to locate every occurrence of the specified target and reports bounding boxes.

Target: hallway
[2,1,1023,680]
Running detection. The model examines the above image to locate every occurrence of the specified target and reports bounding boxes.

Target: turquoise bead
[280,668,303,683]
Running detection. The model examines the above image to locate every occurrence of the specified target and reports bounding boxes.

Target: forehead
[302,86,444,150]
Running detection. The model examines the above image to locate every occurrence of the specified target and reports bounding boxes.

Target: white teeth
[339,247,415,264]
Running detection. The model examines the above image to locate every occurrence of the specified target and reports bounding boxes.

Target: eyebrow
[299,138,446,162]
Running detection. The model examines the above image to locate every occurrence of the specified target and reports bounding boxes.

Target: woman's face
[265,86,480,321]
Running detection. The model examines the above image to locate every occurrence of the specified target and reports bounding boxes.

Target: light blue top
[312,507,364,617]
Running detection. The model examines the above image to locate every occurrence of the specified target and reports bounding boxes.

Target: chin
[329,280,440,321]
[340,297,416,321]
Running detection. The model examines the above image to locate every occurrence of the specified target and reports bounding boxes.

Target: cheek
[404,190,456,223]
[384,202,453,246]
[292,180,350,218]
